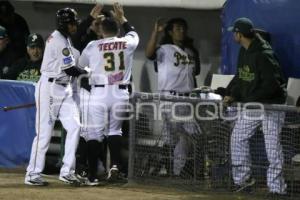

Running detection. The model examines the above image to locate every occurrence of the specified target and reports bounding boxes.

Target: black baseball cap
[0,25,8,39]
[27,33,44,48]
[227,17,254,35]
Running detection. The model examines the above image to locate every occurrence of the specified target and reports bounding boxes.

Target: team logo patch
[63,56,73,64]
[62,48,70,56]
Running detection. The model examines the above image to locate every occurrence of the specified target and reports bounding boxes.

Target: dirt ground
[0,170,264,200]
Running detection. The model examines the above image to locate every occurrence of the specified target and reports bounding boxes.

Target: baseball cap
[0,25,8,39]
[27,33,44,48]
[227,17,254,35]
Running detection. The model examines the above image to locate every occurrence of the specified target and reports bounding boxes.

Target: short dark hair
[101,10,112,18]
[101,17,118,35]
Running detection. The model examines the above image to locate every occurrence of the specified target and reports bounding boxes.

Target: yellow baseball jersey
[79,31,139,85]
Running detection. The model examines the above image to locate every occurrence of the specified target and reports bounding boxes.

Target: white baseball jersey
[79,31,139,85]
[41,30,80,83]
[25,30,81,181]
[155,44,196,93]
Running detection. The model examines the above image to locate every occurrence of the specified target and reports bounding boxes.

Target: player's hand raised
[154,18,165,33]
[90,4,103,19]
[111,2,127,24]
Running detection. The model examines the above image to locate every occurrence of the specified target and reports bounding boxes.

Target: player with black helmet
[24,7,90,186]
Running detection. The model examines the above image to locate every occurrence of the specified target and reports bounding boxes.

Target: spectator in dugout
[5,33,44,82]
[0,25,19,79]
[0,1,30,58]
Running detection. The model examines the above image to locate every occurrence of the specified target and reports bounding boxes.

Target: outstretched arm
[145,18,164,59]
[110,2,136,34]
[72,4,103,51]
[111,2,127,24]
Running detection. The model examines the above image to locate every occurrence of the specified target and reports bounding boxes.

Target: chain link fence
[128,92,300,197]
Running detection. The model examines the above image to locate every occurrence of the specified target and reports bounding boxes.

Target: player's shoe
[76,170,88,182]
[106,165,127,183]
[232,178,256,193]
[25,176,49,186]
[86,178,100,186]
[106,165,120,182]
[59,174,81,186]
[266,192,288,200]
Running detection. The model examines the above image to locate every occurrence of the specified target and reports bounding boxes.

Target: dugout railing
[128,92,300,197]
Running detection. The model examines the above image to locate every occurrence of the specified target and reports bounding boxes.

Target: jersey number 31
[104,52,125,71]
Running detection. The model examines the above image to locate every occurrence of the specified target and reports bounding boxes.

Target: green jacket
[227,36,286,104]
[5,56,41,82]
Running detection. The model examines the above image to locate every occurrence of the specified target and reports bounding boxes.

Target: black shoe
[76,170,88,181]
[179,170,194,179]
[106,165,119,181]
[267,192,288,200]
[232,178,255,193]
[86,178,100,186]
[106,165,127,183]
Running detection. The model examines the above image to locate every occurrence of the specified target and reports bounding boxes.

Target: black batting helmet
[56,8,78,32]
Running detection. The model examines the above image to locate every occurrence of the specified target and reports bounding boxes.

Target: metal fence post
[128,94,137,182]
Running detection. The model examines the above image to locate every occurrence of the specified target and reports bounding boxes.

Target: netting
[128,92,300,197]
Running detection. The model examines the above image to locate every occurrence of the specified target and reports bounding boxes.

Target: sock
[107,135,122,169]
[76,137,88,173]
[87,140,101,180]
[99,138,107,171]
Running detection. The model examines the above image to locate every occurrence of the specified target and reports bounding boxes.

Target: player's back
[80,31,139,85]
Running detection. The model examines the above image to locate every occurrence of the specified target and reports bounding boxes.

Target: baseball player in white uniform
[25,8,90,186]
[72,5,109,184]
[78,3,139,183]
[145,18,201,176]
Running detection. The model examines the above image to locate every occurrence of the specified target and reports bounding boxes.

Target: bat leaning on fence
[0,103,36,112]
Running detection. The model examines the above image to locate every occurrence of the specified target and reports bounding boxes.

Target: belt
[48,78,68,87]
[169,90,190,97]
[94,84,127,90]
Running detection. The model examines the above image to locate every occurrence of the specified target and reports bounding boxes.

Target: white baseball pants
[231,110,286,194]
[87,85,129,141]
[161,100,201,175]
[26,75,81,179]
